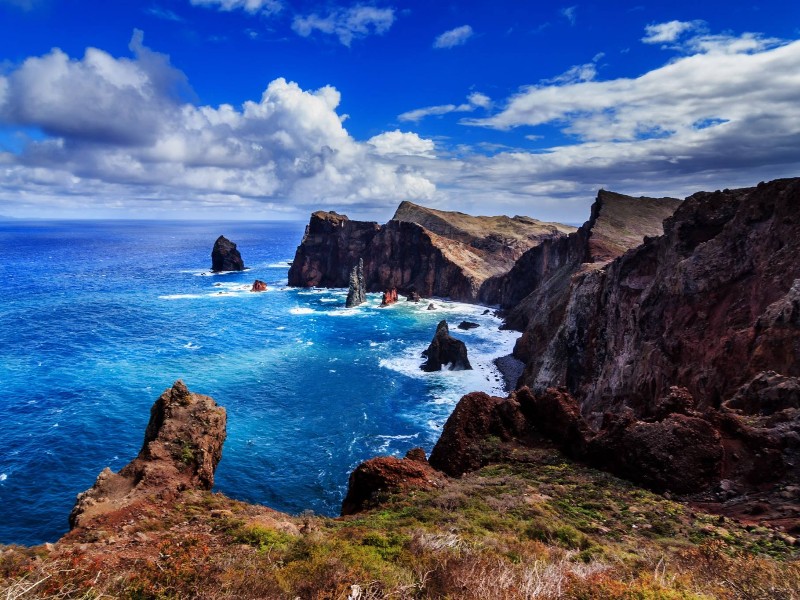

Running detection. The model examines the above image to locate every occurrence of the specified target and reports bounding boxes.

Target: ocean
[0,220,517,546]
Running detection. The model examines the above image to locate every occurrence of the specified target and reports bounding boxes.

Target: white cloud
[368,130,436,158]
[0,33,435,217]
[292,6,395,47]
[433,25,474,49]
[190,0,283,15]
[398,92,490,122]
[642,20,704,44]
[561,6,577,25]
[146,6,184,21]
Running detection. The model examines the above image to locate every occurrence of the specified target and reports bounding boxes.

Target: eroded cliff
[288,201,574,302]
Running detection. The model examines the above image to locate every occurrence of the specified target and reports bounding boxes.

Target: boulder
[345,258,366,308]
[380,288,398,307]
[341,453,445,515]
[457,321,479,330]
[211,235,245,271]
[70,381,226,529]
[407,291,421,303]
[421,321,472,372]
[251,279,268,292]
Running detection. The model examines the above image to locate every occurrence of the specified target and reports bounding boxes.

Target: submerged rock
[251,279,268,292]
[211,236,245,272]
[69,381,226,529]
[345,258,366,308]
[421,320,472,372]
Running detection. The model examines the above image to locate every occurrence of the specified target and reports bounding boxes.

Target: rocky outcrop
[341,449,446,515]
[432,178,800,502]
[457,321,479,330]
[69,381,226,529]
[345,258,366,307]
[380,288,398,307]
[288,202,574,303]
[251,279,267,292]
[211,236,245,271]
[421,321,472,372]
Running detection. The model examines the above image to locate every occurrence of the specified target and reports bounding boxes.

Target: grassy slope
[2,445,797,599]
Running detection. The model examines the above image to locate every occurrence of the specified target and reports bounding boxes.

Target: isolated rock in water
[421,320,472,372]
[341,453,445,515]
[380,288,398,307]
[69,381,226,529]
[427,303,436,310]
[251,279,268,292]
[457,321,479,330]
[345,258,366,308]
[407,291,421,303]
[211,235,245,271]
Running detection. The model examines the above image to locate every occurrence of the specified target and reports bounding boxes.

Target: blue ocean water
[0,220,517,546]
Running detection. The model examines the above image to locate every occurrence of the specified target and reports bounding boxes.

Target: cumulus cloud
[190,0,283,15]
[368,130,436,157]
[642,20,705,44]
[292,6,395,46]
[433,25,474,49]
[0,33,435,216]
[398,92,491,122]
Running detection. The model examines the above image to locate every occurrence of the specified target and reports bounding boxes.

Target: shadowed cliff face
[433,178,800,509]
[69,381,226,529]
[287,202,575,302]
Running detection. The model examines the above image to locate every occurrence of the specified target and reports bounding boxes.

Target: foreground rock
[433,178,800,510]
[69,381,226,529]
[341,448,446,515]
[421,320,472,372]
[288,202,574,302]
[345,258,366,307]
[251,279,267,292]
[211,235,245,271]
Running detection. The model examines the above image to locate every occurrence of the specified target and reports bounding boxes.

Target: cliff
[287,202,574,302]
[433,178,800,514]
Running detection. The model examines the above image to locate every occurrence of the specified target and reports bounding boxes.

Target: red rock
[251,279,267,292]
[380,288,398,306]
[69,381,226,529]
[341,454,445,515]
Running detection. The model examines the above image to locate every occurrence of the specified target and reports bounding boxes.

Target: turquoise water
[0,220,516,546]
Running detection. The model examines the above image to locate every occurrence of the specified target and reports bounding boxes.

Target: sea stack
[251,280,267,292]
[380,288,398,307]
[211,235,245,272]
[421,320,472,372]
[345,258,366,308]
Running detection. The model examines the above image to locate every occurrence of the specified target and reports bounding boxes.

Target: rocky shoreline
[2,177,798,599]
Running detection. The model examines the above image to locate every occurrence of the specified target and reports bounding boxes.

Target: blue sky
[0,0,798,222]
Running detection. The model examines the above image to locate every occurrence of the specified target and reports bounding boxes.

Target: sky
[0,0,798,223]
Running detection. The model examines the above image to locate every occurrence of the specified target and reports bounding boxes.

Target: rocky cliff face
[433,178,800,507]
[70,381,226,529]
[288,202,574,302]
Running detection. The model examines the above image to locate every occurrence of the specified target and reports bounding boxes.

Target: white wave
[319,297,338,303]
[290,307,315,315]
[268,261,293,268]
[183,342,201,350]
[0,473,6,482]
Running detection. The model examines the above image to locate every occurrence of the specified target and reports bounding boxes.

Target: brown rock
[429,392,527,476]
[69,381,226,529]
[341,454,445,515]
[251,279,267,292]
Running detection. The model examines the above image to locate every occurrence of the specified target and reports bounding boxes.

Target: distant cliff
[287,201,574,302]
